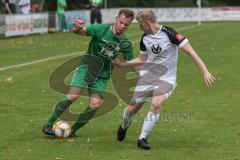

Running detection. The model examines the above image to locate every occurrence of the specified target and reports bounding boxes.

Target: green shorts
[71,65,108,98]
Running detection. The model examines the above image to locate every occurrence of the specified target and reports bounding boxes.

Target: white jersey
[139,25,188,85]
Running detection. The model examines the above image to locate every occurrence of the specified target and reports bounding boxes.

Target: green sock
[47,96,73,125]
[71,106,97,133]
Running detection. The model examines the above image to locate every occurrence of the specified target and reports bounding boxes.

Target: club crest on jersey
[151,43,162,54]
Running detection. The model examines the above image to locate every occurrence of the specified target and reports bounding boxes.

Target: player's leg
[137,81,175,149]
[137,94,165,149]
[42,86,83,136]
[71,78,108,135]
[117,102,144,141]
[71,94,101,134]
[52,86,83,124]
[42,65,88,136]
[118,77,152,141]
[123,102,145,129]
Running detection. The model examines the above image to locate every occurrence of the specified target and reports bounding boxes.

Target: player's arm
[162,25,215,87]
[113,54,147,67]
[181,42,215,87]
[115,33,148,69]
[71,19,87,36]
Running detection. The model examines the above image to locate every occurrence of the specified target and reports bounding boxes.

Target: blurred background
[1,0,240,12]
[0,0,240,37]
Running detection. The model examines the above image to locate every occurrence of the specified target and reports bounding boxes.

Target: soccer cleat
[42,124,54,136]
[137,138,151,150]
[117,125,129,141]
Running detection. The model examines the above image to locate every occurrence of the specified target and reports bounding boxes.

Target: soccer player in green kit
[42,9,135,137]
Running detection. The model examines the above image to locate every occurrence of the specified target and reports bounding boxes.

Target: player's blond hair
[118,8,135,21]
[136,9,157,23]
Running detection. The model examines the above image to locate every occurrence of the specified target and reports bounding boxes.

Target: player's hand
[112,59,124,67]
[203,71,215,87]
[72,19,85,31]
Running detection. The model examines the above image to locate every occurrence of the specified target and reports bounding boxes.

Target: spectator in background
[31,3,39,13]
[18,0,30,14]
[57,0,68,32]
[89,0,102,24]
[3,0,16,14]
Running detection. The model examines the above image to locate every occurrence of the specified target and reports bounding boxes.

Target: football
[52,121,71,138]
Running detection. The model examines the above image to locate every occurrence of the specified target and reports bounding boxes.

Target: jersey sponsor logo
[99,40,119,58]
[99,39,131,59]
[100,43,117,58]
[151,43,162,54]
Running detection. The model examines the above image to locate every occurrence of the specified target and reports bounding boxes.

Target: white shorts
[131,77,176,104]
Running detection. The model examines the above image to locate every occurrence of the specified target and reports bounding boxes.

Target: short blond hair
[136,9,157,23]
[118,8,135,21]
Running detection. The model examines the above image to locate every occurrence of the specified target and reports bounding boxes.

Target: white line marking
[0,52,83,71]
[0,25,197,71]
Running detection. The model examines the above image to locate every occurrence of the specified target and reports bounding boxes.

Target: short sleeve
[117,37,134,60]
[161,26,188,48]
[86,24,103,37]
[123,50,134,60]
[121,39,134,60]
[140,33,148,55]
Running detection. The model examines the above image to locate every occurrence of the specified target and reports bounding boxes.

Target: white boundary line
[0,25,197,71]
[0,52,83,71]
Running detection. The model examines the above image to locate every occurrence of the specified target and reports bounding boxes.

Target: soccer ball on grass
[52,121,71,138]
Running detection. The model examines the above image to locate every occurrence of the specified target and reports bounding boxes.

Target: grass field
[0,22,240,160]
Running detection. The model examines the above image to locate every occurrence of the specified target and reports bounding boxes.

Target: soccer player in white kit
[113,9,215,150]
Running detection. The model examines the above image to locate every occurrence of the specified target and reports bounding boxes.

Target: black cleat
[42,124,54,136]
[137,138,151,150]
[117,125,129,141]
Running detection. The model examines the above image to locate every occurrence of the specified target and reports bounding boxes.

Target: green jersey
[84,24,134,78]
[57,0,66,14]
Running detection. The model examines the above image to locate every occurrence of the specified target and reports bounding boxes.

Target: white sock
[121,108,133,129]
[139,111,160,140]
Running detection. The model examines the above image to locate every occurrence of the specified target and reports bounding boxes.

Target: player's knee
[127,105,140,115]
[89,99,102,108]
[67,94,79,101]
[151,102,162,111]
[129,108,138,115]
[150,108,160,114]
